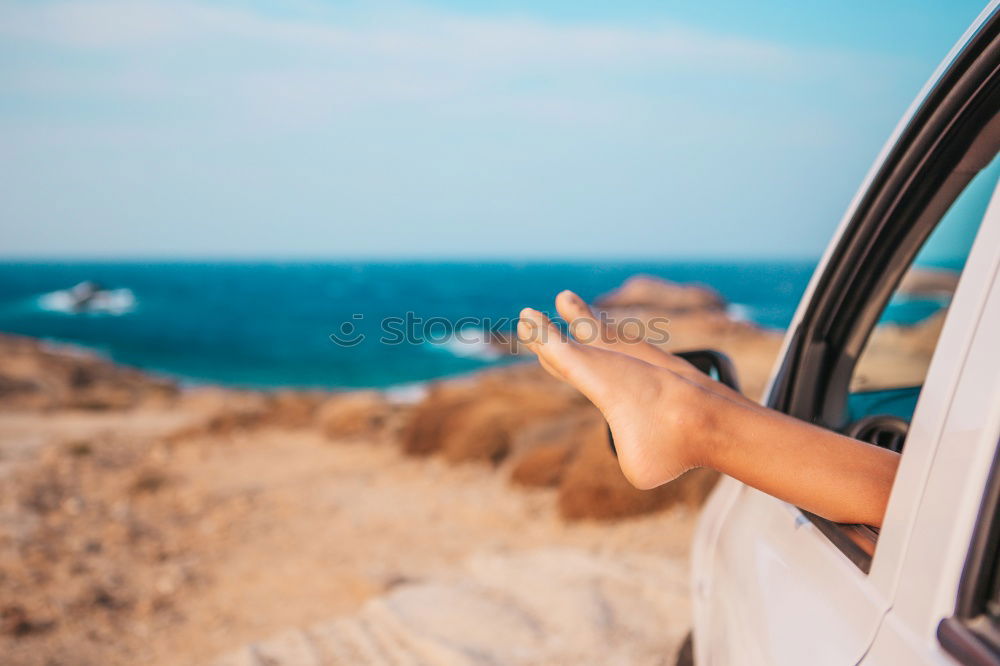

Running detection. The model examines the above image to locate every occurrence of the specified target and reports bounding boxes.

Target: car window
[809,154,1000,568]
[846,154,1000,427]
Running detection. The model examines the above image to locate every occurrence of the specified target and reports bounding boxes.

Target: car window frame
[766,15,1000,572]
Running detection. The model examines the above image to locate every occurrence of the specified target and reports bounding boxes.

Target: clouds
[0,0,930,258]
[0,0,852,127]
[2,0,791,65]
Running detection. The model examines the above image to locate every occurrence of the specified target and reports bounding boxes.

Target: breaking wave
[38,285,136,316]
[428,328,506,362]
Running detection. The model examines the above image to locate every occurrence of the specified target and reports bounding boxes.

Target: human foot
[554,290,756,407]
[518,307,899,527]
[517,307,725,488]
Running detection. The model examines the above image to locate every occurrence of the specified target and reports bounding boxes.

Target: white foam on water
[384,382,429,405]
[38,285,136,316]
[726,302,753,322]
[429,328,505,362]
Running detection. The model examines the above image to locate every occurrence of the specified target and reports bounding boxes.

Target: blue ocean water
[0,261,818,389]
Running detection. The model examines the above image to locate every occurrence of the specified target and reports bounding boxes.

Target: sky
[0,0,993,260]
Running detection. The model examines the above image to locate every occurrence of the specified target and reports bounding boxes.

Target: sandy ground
[0,405,697,666]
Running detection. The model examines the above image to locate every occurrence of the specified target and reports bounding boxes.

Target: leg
[517,307,899,527]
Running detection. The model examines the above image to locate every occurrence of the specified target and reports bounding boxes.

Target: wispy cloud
[0,0,875,131]
[1,0,793,65]
[0,0,924,259]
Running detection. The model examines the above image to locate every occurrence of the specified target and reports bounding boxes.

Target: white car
[689,2,1000,664]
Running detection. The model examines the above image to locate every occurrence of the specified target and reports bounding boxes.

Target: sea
[0,260,818,390]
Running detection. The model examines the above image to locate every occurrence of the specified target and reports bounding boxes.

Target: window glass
[847,155,1000,425]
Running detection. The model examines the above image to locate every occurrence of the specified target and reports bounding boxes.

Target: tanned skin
[516,291,900,528]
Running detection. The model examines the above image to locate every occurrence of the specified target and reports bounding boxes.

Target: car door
[860,202,1000,664]
[691,6,1000,665]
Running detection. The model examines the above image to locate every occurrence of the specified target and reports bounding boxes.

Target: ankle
[637,371,714,482]
[668,378,729,471]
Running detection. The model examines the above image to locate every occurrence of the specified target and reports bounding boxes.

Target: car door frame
[692,4,1000,665]
[766,1,1000,579]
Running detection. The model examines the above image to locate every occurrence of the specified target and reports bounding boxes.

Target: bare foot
[517,307,728,488]
[518,305,899,527]
[553,290,757,407]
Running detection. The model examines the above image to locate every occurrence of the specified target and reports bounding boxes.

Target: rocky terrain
[0,277,790,665]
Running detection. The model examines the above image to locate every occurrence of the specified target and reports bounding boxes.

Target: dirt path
[213,547,692,666]
[1,409,696,666]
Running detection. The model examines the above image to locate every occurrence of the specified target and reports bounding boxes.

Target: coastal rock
[439,401,515,464]
[508,412,602,487]
[316,391,394,440]
[596,275,725,313]
[398,387,469,457]
[898,266,960,297]
[211,547,692,666]
[509,442,577,487]
[169,388,272,439]
[399,351,722,520]
[264,390,327,429]
[0,375,44,409]
[0,334,177,411]
[557,427,719,521]
[400,365,585,464]
[851,311,947,391]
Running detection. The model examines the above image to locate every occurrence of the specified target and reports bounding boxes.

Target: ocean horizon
[0,259,819,390]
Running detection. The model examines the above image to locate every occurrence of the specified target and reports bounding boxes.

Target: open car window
[807,159,999,570]
[773,26,1000,572]
[846,154,1000,428]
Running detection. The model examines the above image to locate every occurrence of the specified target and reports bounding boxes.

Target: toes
[516,308,542,350]
[555,290,592,322]
[517,307,578,374]
[555,291,605,345]
[517,307,560,350]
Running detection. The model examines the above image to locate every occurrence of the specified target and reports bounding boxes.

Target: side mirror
[608,349,741,457]
[671,349,741,393]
